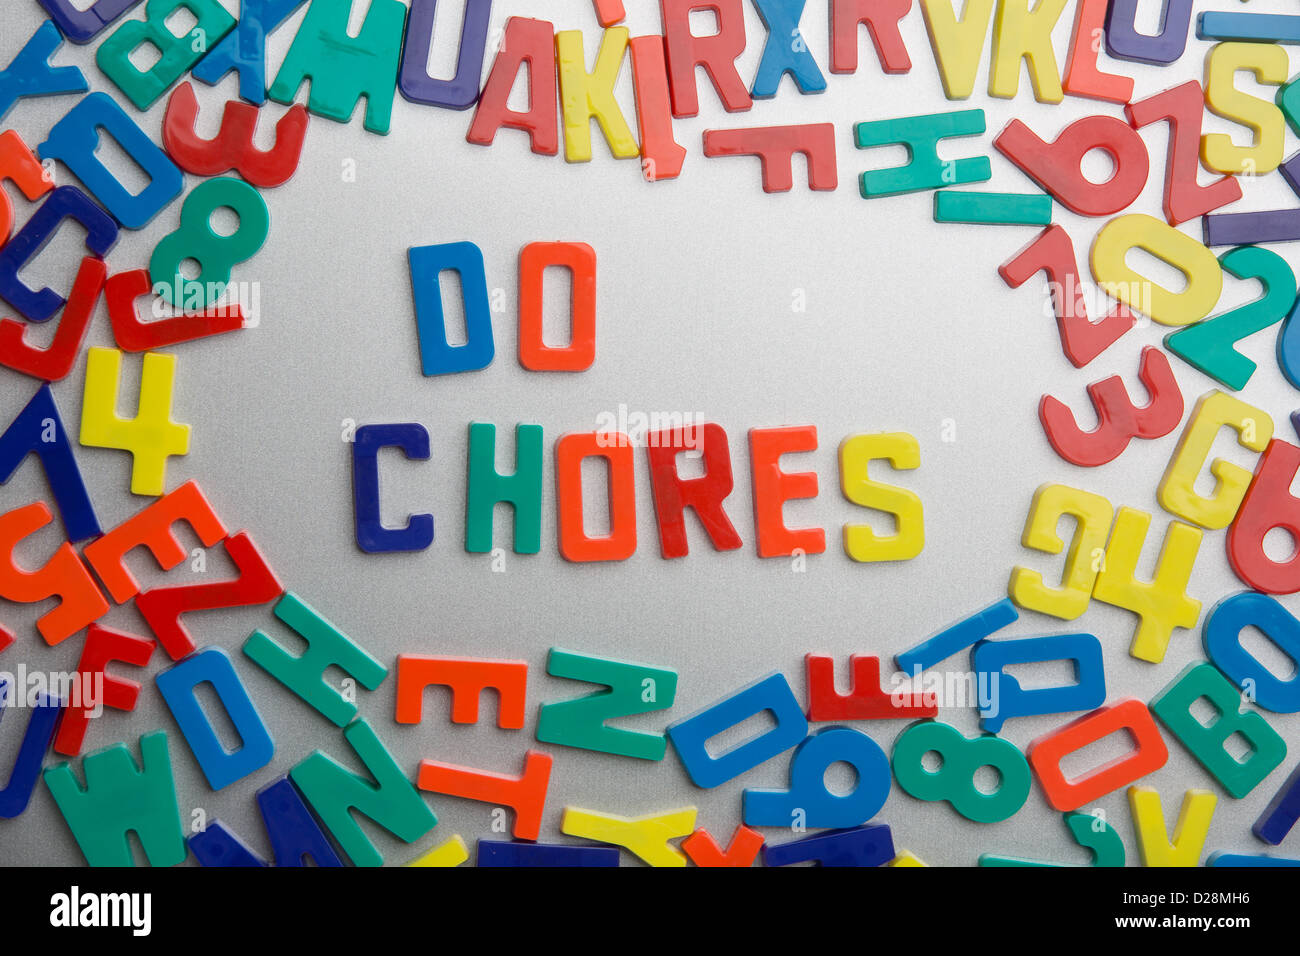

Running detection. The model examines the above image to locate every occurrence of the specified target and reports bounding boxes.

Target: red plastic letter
[1027,698,1169,811]
[0,257,104,382]
[660,0,753,117]
[749,425,825,559]
[518,242,596,372]
[1229,439,1300,595]
[466,17,559,155]
[1061,0,1133,104]
[53,623,156,756]
[0,502,108,646]
[630,34,686,180]
[999,225,1135,368]
[556,432,637,562]
[162,82,307,188]
[830,0,912,75]
[417,750,552,840]
[646,422,742,559]
[83,480,228,604]
[805,653,937,720]
[395,655,528,729]
[702,123,837,192]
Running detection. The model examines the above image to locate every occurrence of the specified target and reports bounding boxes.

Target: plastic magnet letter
[1025,699,1168,811]
[1103,0,1191,64]
[96,0,236,110]
[0,502,108,646]
[667,672,808,788]
[830,0,912,75]
[535,648,677,760]
[629,34,686,180]
[888,850,926,866]
[681,824,764,866]
[0,258,102,384]
[395,655,528,728]
[1229,440,1300,594]
[594,0,625,25]
[995,115,1148,217]
[518,241,596,370]
[0,384,101,542]
[1061,0,1132,104]
[1167,245,1296,390]
[0,186,117,323]
[1276,289,1300,388]
[750,0,826,97]
[1201,42,1288,177]
[1039,346,1183,467]
[83,481,225,605]
[749,425,824,559]
[408,241,495,376]
[266,0,405,135]
[702,123,837,192]
[973,633,1105,733]
[476,840,619,867]
[465,17,558,154]
[1151,661,1287,798]
[43,731,185,867]
[561,806,696,866]
[1205,592,1300,714]
[895,597,1018,675]
[892,720,1031,823]
[351,423,433,554]
[743,726,890,828]
[1283,77,1300,137]
[105,267,244,352]
[1255,762,1300,844]
[148,177,270,311]
[289,718,437,867]
[192,0,308,104]
[78,347,190,498]
[1129,786,1216,867]
[189,822,266,866]
[999,225,1134,368]
[0,684,60,818]
[933,189,1052,225]
[0,20,88,119]
[980,810,1125,866]
[156,646,274,790]
[243,592,387,728]
[1158,391,1272,530]
[0,130,54,246]
[1126,82,1242,226]
[1094,508,1202,663]
[38,93,182,231]
[988,0,1066,103]
[417,751,551,841]
[1208,852,1300,867]
[407,836,469,867]
[556,432,637,562]
[839,432,923,561]
[162,82,308,188]
[917,0,994,100]
[806,654,937,720]
[1090,214,1222,327]
[398,0,492,110]
[257,776,342,866]
[53,622,155,757]
[1007,483,1113,620]
[39,0,144,45]
[763,823,895,867]
[660,0,753,117]
[646,423,742,558]
[136,532,281,661]
[465,422,542,554]
[1199,11,1300,43]
[1203,209,1300,248]
[556,28,639,163]
[854,109,990,198]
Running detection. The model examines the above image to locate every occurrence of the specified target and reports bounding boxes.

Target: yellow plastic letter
[989,0,1067,104]
[840,432,924,562]
[1091,214,1223,327]
[556,27,639,163]
[1158,391,1272,529]
[1128,786,1216,867]
[1201,41,1288,176]
[919,0,996,100]
[1008,483,1113,619]
[560,805,696,866]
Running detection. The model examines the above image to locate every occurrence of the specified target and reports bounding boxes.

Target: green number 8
[149,176,269,310]
[891,720,1031,823]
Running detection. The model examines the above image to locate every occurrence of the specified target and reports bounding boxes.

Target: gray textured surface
[2,0,1300,866]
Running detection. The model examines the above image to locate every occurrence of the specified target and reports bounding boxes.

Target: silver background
[3,0,1300,866]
